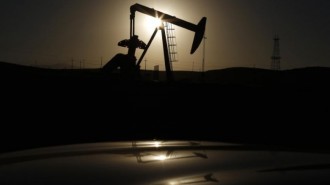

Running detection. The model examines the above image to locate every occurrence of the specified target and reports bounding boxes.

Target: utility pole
[201,35,207,82]
[202,35,207,73]
[71,58,74,69]
[192,61,194,71]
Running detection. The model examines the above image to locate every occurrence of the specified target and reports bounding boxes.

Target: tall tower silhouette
[271,34,281,70]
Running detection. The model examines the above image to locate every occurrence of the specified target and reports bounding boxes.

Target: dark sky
[1,0,330,70]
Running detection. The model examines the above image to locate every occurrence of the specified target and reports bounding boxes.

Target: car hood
[0,141,330,185]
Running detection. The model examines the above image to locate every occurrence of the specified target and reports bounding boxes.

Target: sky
[1,0,330,71]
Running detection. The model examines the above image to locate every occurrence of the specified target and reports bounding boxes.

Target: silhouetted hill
[0,61,105,81]
[1,61,330,87]
[206,67,330,88]
[1,61,330,153]
[0,61,55,76]
[207,67,278,86]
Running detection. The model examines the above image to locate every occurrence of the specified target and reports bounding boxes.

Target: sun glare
[154,155,167,161]
[145,16,162,30]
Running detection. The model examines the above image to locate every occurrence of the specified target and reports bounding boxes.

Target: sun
[144,16,162,30]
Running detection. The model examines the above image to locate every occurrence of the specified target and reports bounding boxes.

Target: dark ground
[1,61,330,153]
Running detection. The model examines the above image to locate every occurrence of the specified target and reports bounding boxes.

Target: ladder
[164,22,178,70]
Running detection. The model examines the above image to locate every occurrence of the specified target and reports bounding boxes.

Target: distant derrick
[271,34,281,70]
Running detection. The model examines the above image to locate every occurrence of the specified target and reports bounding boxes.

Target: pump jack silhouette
[103,3,207,81]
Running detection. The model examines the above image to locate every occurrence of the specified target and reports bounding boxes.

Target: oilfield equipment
[271,34,281,70]
[103,3,207,81]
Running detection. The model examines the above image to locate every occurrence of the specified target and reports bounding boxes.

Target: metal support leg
[137,28,158,66]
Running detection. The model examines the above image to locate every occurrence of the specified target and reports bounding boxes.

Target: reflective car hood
[0,141,330,185]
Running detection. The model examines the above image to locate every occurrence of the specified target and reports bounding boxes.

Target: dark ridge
[1,61,330,153]
[206,66,330,88]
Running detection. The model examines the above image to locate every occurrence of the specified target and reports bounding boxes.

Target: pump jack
[103,3,207,81]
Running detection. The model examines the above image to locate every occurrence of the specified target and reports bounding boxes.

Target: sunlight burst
[144,16,162,30]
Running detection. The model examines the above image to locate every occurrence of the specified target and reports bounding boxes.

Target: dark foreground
[1,62,330,153]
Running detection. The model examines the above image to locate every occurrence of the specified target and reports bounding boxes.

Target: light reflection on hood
[0,141,330,185]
